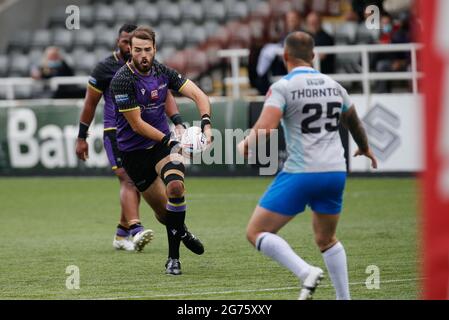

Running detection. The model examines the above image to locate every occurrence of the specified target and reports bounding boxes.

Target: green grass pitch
[0,177,418,300]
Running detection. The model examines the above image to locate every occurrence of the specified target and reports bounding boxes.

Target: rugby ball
[180,126,207,155]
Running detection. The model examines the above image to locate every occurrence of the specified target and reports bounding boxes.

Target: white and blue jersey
[259,66,352,215]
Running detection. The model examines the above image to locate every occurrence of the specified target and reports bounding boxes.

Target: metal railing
[0,76,88,100]
[218,43,423,98]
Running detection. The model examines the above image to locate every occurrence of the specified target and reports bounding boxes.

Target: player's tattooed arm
[340,106,368,152]
[340,105,378,169]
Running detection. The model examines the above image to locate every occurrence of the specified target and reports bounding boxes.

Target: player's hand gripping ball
[180,126,208,156]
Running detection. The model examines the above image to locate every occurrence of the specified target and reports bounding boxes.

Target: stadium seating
[9,54,30,77]
[3,0,273,81]
[0,0,412,99]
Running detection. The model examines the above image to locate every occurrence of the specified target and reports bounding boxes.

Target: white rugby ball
[180,126,207,155]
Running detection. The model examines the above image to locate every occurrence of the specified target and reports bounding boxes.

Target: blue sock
[116,224,130,238]
[129,223,144,237]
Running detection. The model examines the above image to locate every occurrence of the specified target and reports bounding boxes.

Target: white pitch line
[91,277,423,300]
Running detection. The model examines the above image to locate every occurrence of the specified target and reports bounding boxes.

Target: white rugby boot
[113,236,135,251]
[298,266,324,300]
[132,229,155,252]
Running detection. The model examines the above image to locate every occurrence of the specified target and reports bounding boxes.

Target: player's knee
[167,180,184,198]
[315,234,337,251]
[161,162,185,198]
[115,168,135,187]
[246,225,259,247]
[246,231,256,246]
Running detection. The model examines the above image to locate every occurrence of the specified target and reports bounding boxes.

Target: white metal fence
[0,76,88,100]
[218,43,423,98]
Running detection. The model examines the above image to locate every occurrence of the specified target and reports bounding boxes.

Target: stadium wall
[0,94,422,176]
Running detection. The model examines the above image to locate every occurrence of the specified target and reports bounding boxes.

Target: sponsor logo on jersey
[88,76,97,85]
[115,94,129,103]
[151,89,158,100]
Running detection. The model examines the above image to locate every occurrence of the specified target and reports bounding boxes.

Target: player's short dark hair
[284,31,315,63]
[130,26,156,47]
[118,23,137,36]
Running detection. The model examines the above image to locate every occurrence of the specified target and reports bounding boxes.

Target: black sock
[166,197,187,258]
[166,225,181,259]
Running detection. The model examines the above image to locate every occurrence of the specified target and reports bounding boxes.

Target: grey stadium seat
[180,1,204,24]
[79,5,95,27]
[95,28,116,50]
[204,1,226,23]
[136,4,160,26]
[226,0,249,20]
[113,0,129,12]
[95,4,115,25]
[204,21,220,39]
[31,30,52,49]
[151,27,164,48]
[53,29,74,51]
[249,0,270,19]
[159,23,184,49]
[73,29,95,51]
[9,54,30,77]
[159,2,182,24]
[72,49,97,74]
[8,30,31,53]
[28,49,44,66]
[115,5,136,23]
[209,26,231,48]
[48,6,69,28]
[94,47,111,61]
[184,25,207,46]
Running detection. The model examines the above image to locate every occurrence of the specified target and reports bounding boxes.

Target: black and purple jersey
[87,52,125,130]
[110,60,188,152]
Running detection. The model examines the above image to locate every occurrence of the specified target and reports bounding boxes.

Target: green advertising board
[0,99,256,176]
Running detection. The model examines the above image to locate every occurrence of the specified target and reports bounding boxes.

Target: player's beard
[133,56,153,73]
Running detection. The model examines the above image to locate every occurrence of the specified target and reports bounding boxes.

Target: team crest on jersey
[151,89,159,100]
[140,88,146,95]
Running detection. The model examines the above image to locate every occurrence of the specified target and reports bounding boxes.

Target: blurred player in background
[75,24,186,252]
[110,26,211,275]
[239,31,377,299]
